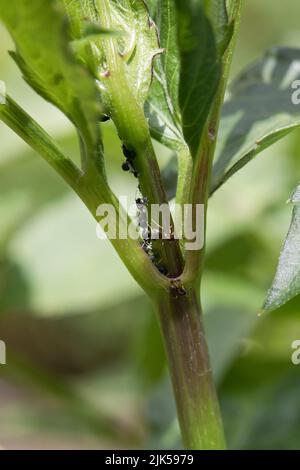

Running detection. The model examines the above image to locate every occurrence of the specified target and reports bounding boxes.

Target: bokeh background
[1,0,300,450]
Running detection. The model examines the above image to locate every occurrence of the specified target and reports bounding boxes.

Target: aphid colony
[121,144,139,178]
[121,144,168,277]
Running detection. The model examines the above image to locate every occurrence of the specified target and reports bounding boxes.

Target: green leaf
[161,154,178,200]
[63,1,122,61]
[173,0,221,157]
[146,0,186,150]
[263,183,300,313]
[92,0,161,109]
[147,0,221,157]
[211,47,300,194]
[63,0,98,39]
[145,0,157,17]
[0,0,102,153]
[204,0,232,55]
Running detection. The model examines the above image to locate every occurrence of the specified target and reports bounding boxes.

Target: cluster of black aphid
[135,194,168,277]
[120,142,169,276]
[121,144,139,178]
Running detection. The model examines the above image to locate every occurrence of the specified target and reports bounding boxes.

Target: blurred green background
[1,0,300,450]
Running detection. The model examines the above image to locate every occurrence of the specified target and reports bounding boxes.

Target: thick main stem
[154,288,226,450]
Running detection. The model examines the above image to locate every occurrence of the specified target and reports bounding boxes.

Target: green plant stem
[0,94,171,294]
[176,143,193,207]
[97,0,183,277]
[0,96,82,188]
[154,287,226,450]
[164,2,244,448]
[76,173,171,295]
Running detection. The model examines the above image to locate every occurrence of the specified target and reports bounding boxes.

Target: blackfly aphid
[122,161,131,172]
[141,227,151,240]
[122,144,136,161]
[121,143,138,176]
[158,265,168,276]
[141,241,152,254]
[100,114,110,122]
[136,196,148,206]
[121,161,138,177]
[170,282,187,297]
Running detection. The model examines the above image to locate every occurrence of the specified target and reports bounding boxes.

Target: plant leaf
[0,0,102,150]
[90,0,161,109]
[211,47,300,194]
[145,0,186,150]
[161,154,178,200]
[204,0,232,55]
[63,0,98,39]
[147,0,221,157]
[263,183,300,312]
[173,0,221,157]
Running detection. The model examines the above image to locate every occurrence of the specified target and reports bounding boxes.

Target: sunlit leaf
[211,47,300,193]
[63,0,98,39]
[174,0,221,157]
[204,0,232,55]
[89,0,161,110]
[146,0,185,150]
[147,0,221,157]
[0,0,102,152]
[263,182,300,312]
